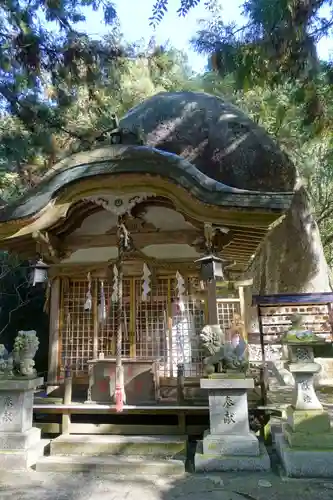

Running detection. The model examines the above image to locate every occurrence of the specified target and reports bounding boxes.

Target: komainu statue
[0,330,39,378]
[200,319,248,376]
[13,330,40,377]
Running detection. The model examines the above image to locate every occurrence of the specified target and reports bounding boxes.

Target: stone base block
[276,433,333,478]
[194,441,270,472]
[286,406,330,433]
[203,431,260,456]
[51,434,186,458]
[0,440,45,470]
[36,455,185,475]
[283,423,333,449]
[0,378,43,433]
[0,427,41,450]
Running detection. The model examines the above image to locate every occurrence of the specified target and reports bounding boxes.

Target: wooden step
[36,454,185,475]
[50,434,187,458]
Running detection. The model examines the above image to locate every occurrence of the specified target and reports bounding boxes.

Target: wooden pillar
[238,285,247,341]
[62,369,72,434]
[177,363,185,404]
[47,277,61,393]
[235,279,253,340]
[92,280,99,359]
[207,279,218,324]
[129,277,136,358]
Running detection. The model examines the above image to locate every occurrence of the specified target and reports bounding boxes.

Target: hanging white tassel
[141,263,151,301]
[98,279,107,324]
[111,265,118,303]
[84,272,92,311]
[176,270,186,313]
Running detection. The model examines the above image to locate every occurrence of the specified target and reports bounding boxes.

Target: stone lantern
[30,258,48,286]
[196,254,225,282]
[276,314,333,477]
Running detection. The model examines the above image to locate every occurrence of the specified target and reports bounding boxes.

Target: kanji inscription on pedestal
[208,390,250,435]
[291,365,323,411]
[0,377,44,470]
[195,377,270,472]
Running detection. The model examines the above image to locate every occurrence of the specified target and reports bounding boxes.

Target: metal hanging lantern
[195,254,225,282]
[30,258,49,286]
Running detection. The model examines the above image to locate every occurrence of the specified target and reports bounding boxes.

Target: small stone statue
[0,344,8,376]
[282,314,322,343]
[0,332,39,378]
[6,355,14,377]
[0,345,15,378]
[13,330,40,377]
[200,321,248,376]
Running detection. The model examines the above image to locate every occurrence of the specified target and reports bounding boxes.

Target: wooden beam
[32,230,61,262]
[228,226,268,236]
[227,238,261,246]
[222,250,254,259]
[64,230,200,250]
[64,230,264,252]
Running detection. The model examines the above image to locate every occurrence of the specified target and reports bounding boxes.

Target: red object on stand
[115,384,124,412]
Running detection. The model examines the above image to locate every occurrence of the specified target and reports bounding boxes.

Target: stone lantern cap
[0,377,43,391]
[289,362,321,374]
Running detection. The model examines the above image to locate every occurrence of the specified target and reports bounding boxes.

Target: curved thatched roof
[0,145,293,223]
[120,91,296,192]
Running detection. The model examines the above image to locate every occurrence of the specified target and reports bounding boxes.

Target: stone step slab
[36,454,186,475]
[50,434,187,458]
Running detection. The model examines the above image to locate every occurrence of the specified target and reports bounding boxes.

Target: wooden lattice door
[60,279,95,376]
[97,279,131,357]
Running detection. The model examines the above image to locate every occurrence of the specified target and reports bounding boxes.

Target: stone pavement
[1,470,333,500]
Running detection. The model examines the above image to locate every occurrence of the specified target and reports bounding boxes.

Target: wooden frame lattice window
[59,277,241,377]
[217,299,241,331]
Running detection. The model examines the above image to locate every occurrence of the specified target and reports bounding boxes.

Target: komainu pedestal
[194,378,270,472]
[0,378,44,470]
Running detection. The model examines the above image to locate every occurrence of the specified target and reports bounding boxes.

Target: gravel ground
[1,470,333,500]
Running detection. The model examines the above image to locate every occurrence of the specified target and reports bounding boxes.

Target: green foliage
[0,37,196,201]
[192,0,332,83]
[0,0,123,136]
[150,0,206,27]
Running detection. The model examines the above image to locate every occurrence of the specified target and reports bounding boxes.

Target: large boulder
[248,186,332,294]
[120,91,296,192]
